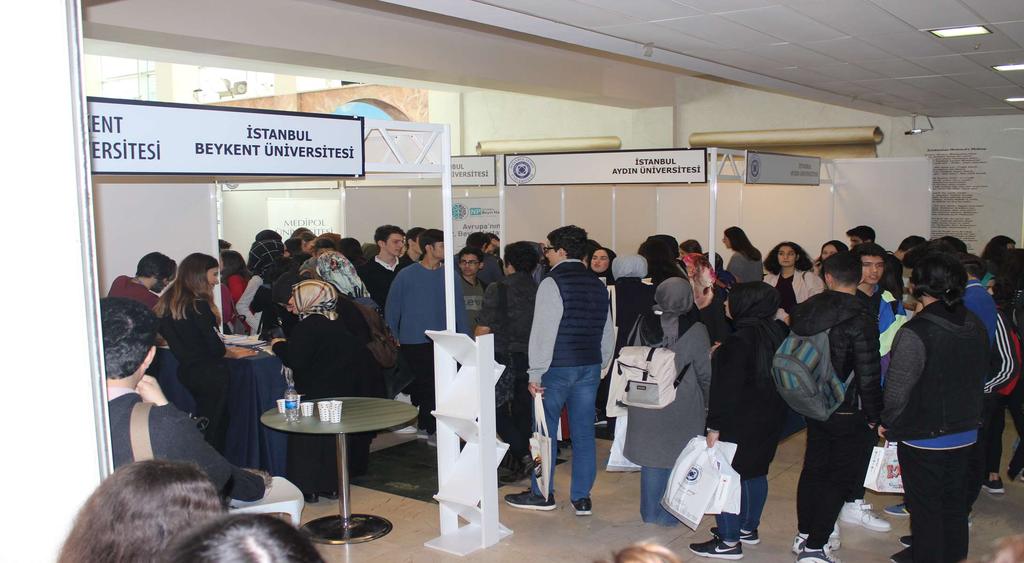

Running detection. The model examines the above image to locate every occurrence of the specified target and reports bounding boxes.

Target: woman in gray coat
[624,277,712,526]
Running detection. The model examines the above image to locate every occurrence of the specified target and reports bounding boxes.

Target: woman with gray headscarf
[623,277,712,526]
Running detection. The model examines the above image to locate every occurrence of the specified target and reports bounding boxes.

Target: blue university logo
[508,156,536,184]
[686,465,701,482]
[452,203,467,220]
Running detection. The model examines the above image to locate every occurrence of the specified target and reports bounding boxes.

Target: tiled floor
[307,421,1024,562]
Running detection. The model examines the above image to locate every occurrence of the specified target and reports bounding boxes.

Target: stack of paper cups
[300,402,314,417]
[329,400,342,423]
[276,399,287,414]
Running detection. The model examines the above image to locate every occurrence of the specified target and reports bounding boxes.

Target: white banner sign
[267,199,340,239]
[452,155,496,186]
[746,151,821,185]
[504,149,706,185]
[87,97,364,176]
[452,197,500,242]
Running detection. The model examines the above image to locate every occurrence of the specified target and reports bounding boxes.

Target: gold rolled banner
[689,126,883,158]
[476,136,621,155]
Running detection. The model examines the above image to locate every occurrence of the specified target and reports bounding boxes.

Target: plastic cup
[329,400,342,423]
[276,399,287,414]
[300,402,314,417]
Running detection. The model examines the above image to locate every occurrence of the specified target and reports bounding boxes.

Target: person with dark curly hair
[762,241,823,319]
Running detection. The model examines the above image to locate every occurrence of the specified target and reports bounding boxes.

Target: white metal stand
[424,331,512,556]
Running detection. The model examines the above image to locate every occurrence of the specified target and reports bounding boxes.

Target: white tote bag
[529,394,553,497]
[863,442,903,493]
[661,437,721,529]
[606,414,641,472]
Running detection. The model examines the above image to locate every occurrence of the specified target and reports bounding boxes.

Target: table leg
[301,432,393,544]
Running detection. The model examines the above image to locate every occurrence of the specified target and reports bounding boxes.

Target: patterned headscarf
[683,252,717,309]
[292,279,338,321]
[315,251,369,299]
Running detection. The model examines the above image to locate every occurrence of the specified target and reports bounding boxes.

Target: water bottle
[284,384,300,422]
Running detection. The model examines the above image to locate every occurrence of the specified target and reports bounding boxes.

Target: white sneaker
[829,523,841,551]
[792,533,808,555]
[797,544,842,563]
[839,500,892,532]
[393,425,418,434]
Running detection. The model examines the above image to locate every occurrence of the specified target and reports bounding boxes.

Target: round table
[261,397,417,544]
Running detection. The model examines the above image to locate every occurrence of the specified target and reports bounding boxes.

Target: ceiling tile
[815,80,878,95]
[803,37,896,62]
[658,14,782,47]
[963,48,1024,66]
[996,21,1024,47]
[909,53,988,73]
[958,0,1024,24]
[976,84,1024,96]
[868,0,987,30]
[784,0,914,36]
[768,66,838,84]
[948,71,1015,88]
[860,31,954,58]
[577,0,701,22]
[720,5,847,42]
[676,0,783,14]
[595,22,721,51]
[855,58,935,77]
[690,48,790,70]
[806,62,884,80]
[478,0,637,27]
[756,43,841,66]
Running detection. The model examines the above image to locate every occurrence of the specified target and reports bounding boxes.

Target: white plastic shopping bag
[708,445,741,515]
[863,441,903,493]
[606,414,641,472]
[661,436,721,529]
[529,395,553,497]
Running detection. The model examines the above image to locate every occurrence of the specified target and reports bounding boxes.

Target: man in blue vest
[505,225,614,516]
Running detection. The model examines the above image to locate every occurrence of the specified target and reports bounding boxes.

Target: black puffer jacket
[789,290,883,423]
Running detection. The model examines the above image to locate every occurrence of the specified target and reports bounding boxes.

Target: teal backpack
[771,329,855,421]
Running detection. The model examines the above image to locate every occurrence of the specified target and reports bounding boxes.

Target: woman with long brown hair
[156,252,252,452]
[59,460,224,563]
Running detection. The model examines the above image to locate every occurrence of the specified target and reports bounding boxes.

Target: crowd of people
[86,219,1024,563]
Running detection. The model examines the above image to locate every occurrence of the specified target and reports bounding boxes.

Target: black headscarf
[727,282,788,385]
[590,247,618,285]
[248,235,286,278]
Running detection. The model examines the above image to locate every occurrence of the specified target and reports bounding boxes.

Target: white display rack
[424,331,512,556]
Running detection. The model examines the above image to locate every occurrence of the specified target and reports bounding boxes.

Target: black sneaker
[899,535,912,548]
[983,477,1005,494]
[504,490,555,511]
[710,527,760,545]
[689,538,743,560]
[571,497,592,516]
[890,547,913,563]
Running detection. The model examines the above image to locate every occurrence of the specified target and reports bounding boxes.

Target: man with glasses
[505,225,613,516]
[457,246,487,332]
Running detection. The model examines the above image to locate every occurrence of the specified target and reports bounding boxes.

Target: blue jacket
[384,263,469,344]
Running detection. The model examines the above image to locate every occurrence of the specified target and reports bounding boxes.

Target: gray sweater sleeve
[881,328,926,428]
[601,306,614,369]
[528,278,562,383]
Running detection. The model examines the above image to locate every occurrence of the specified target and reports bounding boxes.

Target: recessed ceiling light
[928,25,991,38]
[1007,97,1024,103]
[994,63,1024,72]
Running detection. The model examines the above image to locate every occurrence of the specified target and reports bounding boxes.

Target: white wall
[95,183,219,292]
[1,1,106,561]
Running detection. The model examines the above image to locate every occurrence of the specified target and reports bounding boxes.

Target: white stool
[229,476,305,526]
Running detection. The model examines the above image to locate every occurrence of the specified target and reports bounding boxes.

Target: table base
[302,514,393,545]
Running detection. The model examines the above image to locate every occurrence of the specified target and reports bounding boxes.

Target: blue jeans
[641,466,679,526]
[715,476,769,542]
[530,364,600,502]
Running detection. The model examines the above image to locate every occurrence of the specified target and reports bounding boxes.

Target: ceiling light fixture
[904,114,934,135]
[993,63,1024,72]
[928,25,991,38]
[1007,97,1024,103]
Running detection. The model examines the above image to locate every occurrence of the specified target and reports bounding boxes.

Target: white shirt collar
[376,255,398,271]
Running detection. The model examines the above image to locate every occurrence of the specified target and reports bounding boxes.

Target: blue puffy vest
[548,261,609,367]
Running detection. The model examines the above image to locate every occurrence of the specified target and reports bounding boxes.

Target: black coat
[707,324,789,478]
[356,260,396,309]
[790,290,883,423]
[272,314,361,399]
[614,277,657,353]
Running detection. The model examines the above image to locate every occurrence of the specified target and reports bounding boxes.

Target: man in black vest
[505,225,613,516]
